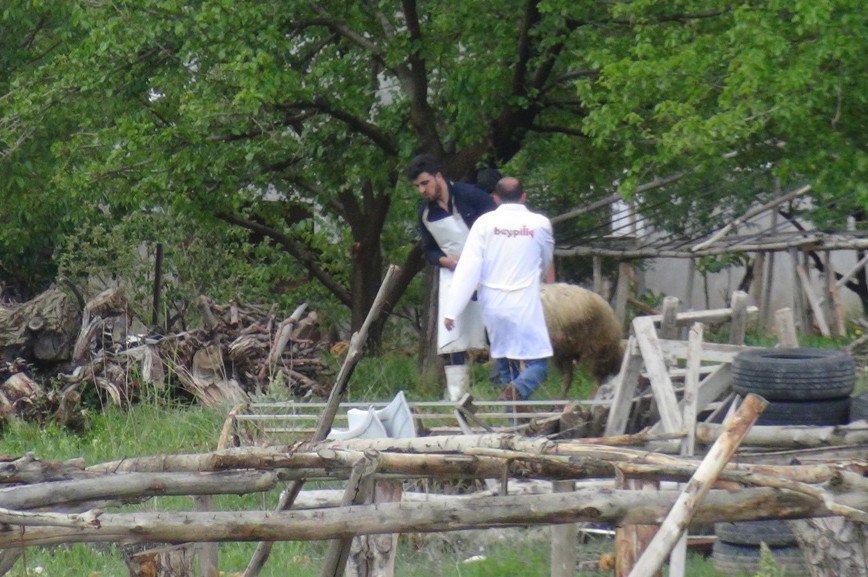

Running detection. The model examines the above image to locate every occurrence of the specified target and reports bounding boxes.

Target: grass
[4,338,854,577]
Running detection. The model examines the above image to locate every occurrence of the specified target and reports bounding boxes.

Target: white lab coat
[444,204,554,359]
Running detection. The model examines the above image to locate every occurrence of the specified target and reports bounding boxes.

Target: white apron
[423,204,487,354]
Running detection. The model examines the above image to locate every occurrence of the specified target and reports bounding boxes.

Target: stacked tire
[713,348,856,576]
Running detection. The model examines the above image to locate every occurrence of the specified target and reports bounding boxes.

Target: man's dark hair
[476,168,502,194]
[405,153,443,180]
[495,177,524,202]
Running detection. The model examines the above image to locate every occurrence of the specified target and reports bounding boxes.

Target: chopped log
[627,394,767,577]
[0,487,851,550]
[267,304,308,371]
[0,454,87,485]
[123,543,195,577]
[728,291,748,345]
[788,517,868,577]
[774,307,799,348]
[85,288,127,317]
[0,289,79,363]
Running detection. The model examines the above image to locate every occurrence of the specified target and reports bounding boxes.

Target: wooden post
[660,297,679,340]
[728,291,749,345]
[632,318,683,434]
[604,338,643,437]
[774,308,799,348]
[789,248,809,333]
[321,454,380,577]
[615,478,661,577]
[195,496,218,577]
[628,394,768,577]
[668,323,703,577]
[823,251,846,337]
[614,261,632,328]
[796,264,831,337]
[243,266,402,577]
[684,259,696,310]
[762,212,778,330]
[551,480,577,577]
[347,480,402,577]
[593,256,604,297]
[750,253,765,314]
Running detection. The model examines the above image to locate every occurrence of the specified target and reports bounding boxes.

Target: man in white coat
[443,177,554,403]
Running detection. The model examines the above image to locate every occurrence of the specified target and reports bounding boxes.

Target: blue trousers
[495,357,549,399]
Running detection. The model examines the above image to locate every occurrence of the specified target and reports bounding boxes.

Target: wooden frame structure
[552,181,868,335]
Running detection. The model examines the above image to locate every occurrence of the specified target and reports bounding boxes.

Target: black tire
[715,520,797,546]
[713,542,809,577]
[851,391,868,422]
[757,398,851,426]
[732,348,855,400]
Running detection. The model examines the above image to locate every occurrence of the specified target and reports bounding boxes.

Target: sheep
[540,283,624,398]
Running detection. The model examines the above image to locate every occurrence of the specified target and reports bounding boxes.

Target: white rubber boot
[444,364,471,401]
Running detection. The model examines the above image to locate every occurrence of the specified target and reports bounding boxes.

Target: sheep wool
[540,283,624,398]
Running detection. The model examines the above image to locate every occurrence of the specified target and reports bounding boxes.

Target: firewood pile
[0,287,332,425]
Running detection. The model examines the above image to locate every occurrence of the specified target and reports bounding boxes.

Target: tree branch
[279,99,397,155]
[215,211,351,306]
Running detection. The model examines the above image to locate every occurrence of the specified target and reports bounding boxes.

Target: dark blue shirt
[418,181,496,266]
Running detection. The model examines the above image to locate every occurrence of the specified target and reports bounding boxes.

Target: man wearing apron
[443,177,554,404]
[406,154,496,401]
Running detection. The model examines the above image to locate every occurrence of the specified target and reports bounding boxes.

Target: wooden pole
[604,338,643,437]
[684,259,696,310]
[151,242,163,330]
[593,256,604,297]
[823,251,846,336]
[627,394,768,577]
[614,261,632,328]
[195,496,218,577]
[632,318,683,434]
[243,266,402,577]
[615,479,661,577]
[750,253,765,314]
[551,480,577,577]
[320,454,379,577]
[789,248,809,333]
[691,185,812,252]
[0,486,852,550]
[762,217,777,330]
[728,291,749,345]
[668,323,703,577]
[796,263,831,337]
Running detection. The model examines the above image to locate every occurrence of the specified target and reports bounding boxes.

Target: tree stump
[122,543,196,577]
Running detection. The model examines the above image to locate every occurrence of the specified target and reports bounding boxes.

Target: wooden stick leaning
[243,264,402,577]
[627,393,768,577]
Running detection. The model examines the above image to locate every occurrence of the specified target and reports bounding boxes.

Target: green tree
[4,0,610,334]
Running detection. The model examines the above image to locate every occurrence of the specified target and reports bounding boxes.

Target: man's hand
[439,255,459,270]
[444,317,455,331]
